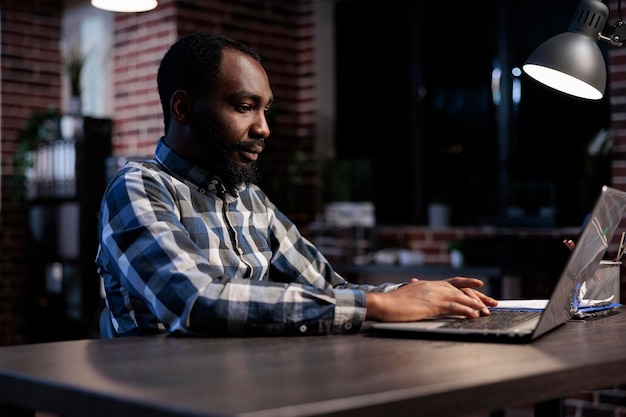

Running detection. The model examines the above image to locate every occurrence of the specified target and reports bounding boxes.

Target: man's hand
[365,277,499,322]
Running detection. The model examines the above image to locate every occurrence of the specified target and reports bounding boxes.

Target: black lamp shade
[522,0,608,100]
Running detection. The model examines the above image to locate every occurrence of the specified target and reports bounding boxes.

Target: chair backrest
[99,306,118,338]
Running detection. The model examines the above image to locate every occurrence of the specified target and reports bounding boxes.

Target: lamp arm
[599,20,626,46]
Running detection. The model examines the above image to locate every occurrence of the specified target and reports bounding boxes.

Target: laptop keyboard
[440,310,542,330]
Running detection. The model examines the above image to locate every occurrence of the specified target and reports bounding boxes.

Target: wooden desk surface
[1,311,626,417]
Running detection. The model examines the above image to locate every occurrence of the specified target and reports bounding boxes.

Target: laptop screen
[534,185,626,338]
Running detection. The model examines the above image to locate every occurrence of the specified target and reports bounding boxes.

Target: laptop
[370,185,626,343]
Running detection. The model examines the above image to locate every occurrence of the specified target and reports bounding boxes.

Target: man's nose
[251,113,270,139]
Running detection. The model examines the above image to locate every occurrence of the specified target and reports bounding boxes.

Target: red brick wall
[0,0,62,346]
[610,0,626,192]
[109,0,177,157]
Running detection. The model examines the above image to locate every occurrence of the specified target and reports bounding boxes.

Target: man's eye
[236,104,251,112]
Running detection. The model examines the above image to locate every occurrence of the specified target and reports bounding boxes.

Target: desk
[2,311,626,417]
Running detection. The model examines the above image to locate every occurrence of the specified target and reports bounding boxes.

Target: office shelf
[23,115,111,342]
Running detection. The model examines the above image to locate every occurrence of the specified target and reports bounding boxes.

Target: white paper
[491,299,549,310]
[578,295,615,308]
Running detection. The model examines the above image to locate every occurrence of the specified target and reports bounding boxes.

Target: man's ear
[170,89,192,124]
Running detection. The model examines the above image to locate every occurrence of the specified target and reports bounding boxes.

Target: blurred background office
[0,0,624,347]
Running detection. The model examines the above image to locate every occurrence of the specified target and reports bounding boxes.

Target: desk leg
[534,398,562,417]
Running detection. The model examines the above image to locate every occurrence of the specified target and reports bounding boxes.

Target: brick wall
[611,0,626,192]
[0,0,62,346]
[109,0,177,157]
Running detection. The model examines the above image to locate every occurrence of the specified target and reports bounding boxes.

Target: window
[332,0,610,227]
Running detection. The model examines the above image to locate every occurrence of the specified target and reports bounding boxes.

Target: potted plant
[63,43,85,114]
[12,108,60,200]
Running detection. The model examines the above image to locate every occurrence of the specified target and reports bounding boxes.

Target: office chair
[99,306,118,338]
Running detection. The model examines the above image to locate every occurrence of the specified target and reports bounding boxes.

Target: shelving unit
[23,115,112,342]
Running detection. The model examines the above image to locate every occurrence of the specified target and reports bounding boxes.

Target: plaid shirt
[96,139,402,336]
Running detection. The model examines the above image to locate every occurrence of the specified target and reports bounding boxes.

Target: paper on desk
[490,299,548,311]
[491,297,617,312]
[576,280,616,308]
[577,295,615,308]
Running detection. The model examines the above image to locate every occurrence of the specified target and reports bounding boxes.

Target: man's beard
[189,109,260,193]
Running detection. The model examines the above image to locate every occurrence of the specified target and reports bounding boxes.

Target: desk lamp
[523,0,625,100]
[91,0,158,12]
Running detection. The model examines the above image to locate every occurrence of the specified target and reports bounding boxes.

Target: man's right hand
[365,277,498,322]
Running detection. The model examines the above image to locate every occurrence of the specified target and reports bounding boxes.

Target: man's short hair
[157,32,261,133]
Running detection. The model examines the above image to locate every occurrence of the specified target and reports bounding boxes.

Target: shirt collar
[154,138,244,198]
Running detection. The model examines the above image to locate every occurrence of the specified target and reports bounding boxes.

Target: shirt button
[299,324,307,333]
[199,188,206,194]
[344,322,352,330]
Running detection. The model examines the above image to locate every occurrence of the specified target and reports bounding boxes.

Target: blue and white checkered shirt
[96,139,402,336]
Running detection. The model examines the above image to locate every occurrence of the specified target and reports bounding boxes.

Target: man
[96,32,497,337]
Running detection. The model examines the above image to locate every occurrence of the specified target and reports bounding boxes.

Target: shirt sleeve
[96,164,402,337]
